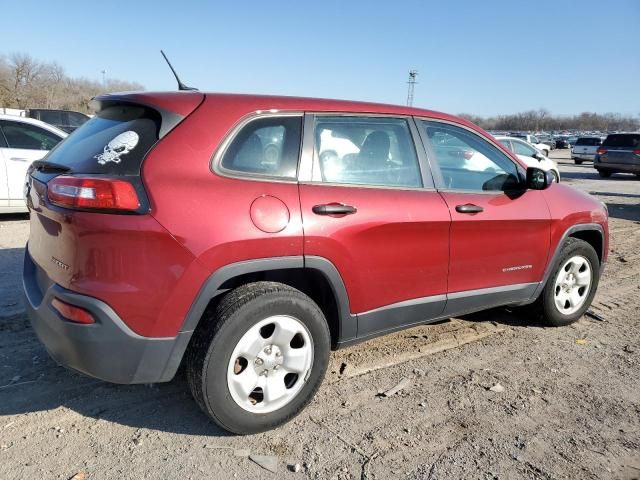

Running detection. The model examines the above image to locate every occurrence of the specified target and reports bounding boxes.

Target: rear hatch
[599,134,640,165]
[574,137,601,155]
[26,92,204,289]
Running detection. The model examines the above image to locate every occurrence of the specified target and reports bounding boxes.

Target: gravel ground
[0,149,638,479]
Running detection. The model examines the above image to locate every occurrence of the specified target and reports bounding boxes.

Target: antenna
[406,70,418,107]
[160,50,198,91]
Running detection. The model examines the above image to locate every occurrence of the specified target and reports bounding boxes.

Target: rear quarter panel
[142,96,304,285]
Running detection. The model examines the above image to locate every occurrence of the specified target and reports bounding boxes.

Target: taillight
[51,298,95,324]
[48,176,140,211]
[633,149,640,156]
[596,147,608,155]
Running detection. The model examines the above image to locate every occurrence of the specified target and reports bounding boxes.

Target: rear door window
[44,104,161,174]
[0,120,63,150]
[311,116,422,188]
[512,139,537,156]
[602,134,640,148]
[498,139,512,151]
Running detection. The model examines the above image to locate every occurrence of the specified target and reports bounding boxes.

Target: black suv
[594,133,640,178]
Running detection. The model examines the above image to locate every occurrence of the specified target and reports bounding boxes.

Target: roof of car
[95,91,483,133]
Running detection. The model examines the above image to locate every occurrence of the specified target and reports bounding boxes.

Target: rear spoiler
[90,91,205,139]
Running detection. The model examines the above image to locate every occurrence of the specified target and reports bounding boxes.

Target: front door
[417,120,551,314]
[298,115,451,339]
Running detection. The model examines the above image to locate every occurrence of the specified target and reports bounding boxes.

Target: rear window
[602,134,640,148]
[575,137,602,146]
[44,104,160,174]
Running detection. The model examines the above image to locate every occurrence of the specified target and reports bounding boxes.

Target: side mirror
[526,167,554,190]
[533,152,544,161]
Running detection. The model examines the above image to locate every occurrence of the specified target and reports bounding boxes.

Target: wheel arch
[530,223,605,301]
[180,256,355,349]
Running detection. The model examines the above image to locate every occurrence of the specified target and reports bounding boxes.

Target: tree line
[0,52,144,113]
[459,109,640,132]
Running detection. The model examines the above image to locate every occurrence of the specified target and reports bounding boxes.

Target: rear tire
[536,238,599,327]
[598,169,611,178]
[574,159,583,165]
[186,282,330,434]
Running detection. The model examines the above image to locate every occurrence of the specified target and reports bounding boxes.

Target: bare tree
[0,51,144,113]
[464,109,640,132]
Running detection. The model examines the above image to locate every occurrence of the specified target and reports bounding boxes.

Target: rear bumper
[23,249,190,384]
[572,153,595,161]
[594,161,640,173]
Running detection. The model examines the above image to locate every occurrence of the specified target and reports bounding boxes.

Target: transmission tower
[406,70,418,106]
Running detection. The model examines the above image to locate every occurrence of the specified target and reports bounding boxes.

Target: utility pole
[406,70,418,107]
[101,70,107,87]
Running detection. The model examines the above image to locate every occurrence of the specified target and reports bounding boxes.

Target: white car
[495,136,560,182]
[0,114,67,213]
[512,134,552,156]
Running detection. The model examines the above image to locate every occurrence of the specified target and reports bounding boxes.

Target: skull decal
[95,131,140,165]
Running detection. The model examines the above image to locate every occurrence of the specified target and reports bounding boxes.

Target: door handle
[455,203,483,214]
[10,157,29,162]
[312,203,357,215]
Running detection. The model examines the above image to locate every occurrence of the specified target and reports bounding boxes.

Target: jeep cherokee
[23,91,609,434]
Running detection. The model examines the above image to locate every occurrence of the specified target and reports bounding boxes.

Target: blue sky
[4,0,639,116]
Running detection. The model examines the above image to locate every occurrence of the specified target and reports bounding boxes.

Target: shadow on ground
[460,305,543,328]
[0,247,26,317]
[0,312,230,437]
[606,203,640,222]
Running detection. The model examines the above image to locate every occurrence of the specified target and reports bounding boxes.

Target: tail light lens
[48,176,140,211]
[633,149,640,156]
[51,298,95,324]
[596,147,608,155]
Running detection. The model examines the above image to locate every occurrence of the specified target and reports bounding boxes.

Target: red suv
[23,92,608,434]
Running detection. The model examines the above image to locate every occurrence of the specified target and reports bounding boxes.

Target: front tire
[538,238,600,327]
[186,282,330,434]
[598,169,611,178]
[574,159,583,165]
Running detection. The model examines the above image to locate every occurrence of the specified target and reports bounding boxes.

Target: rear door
[417,120,550,312]
[0,120,63,206]
[298,114,451,337]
